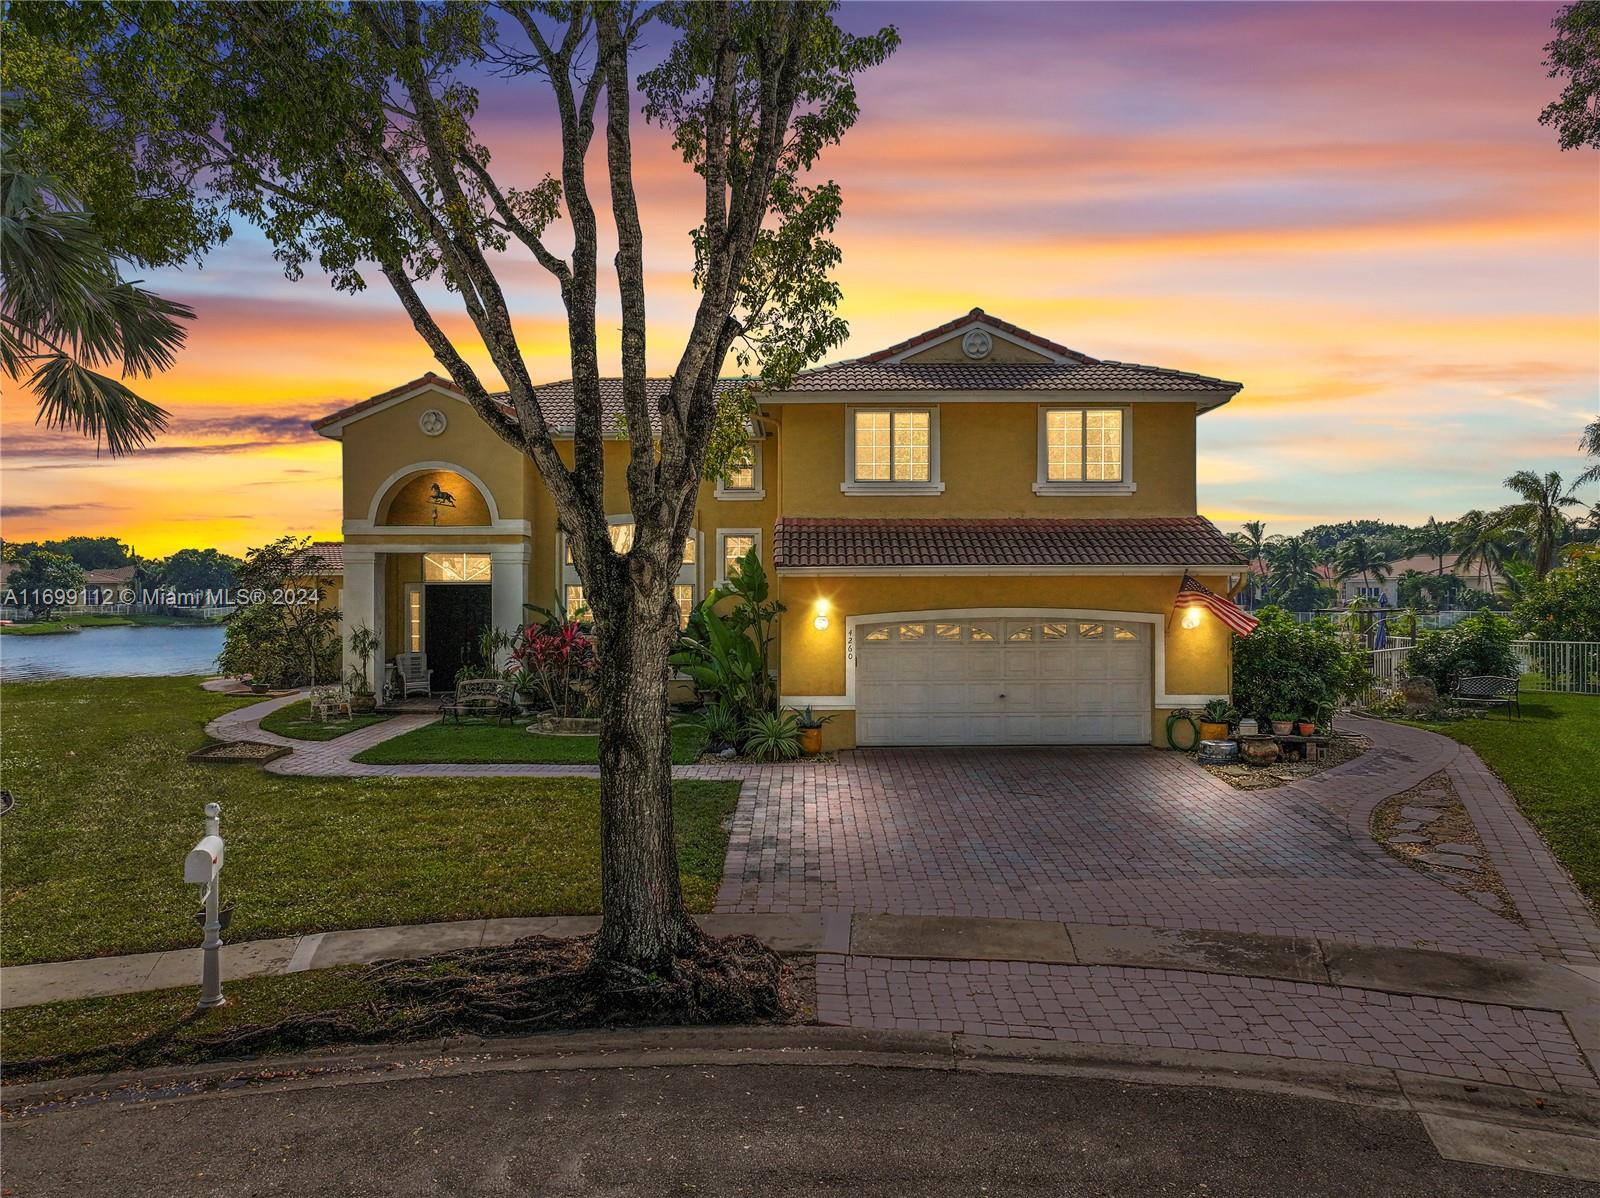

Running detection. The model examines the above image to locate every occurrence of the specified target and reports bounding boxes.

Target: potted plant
[792,705,837,756]
[1295,713,1317,736]
[346,623,381,713]
[1198,699,1237,742]
[1270,711,1295,736]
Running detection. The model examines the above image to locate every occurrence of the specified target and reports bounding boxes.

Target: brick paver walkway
[816,955,1598,1094]
[715,733,1566,962]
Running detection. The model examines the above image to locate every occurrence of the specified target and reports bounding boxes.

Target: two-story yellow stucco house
[312,309,1248,749]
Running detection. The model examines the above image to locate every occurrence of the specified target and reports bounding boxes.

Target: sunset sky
[2,1,1596,557]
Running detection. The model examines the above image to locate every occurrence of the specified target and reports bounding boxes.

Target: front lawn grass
[1407,692,1599,907]
[0,677,739,965]
[3,968,382,1082]
[258,698,391,741]
[353,719,706,765]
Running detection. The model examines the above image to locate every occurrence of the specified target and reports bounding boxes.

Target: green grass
[0,677,739,966]
[0,612,220,635]
[2,968,382,1082]
[1406,692,1600,907]
[258,699,391,741]
[354,720,707,765]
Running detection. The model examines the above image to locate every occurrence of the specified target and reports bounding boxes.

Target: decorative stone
[1399,806,1444,823]
[1418,852,1478,870]
[1237,735,1280,766]
[1401,676,1438,705]
[1432,843,1483,858]
[1388,833,1429,845]
[1465,891,1503,911]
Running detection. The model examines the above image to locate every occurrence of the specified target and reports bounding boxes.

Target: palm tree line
[1232,449,1598,611]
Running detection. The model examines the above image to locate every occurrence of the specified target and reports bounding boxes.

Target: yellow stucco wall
[774,572,1234,748]
[771,402,1196,519]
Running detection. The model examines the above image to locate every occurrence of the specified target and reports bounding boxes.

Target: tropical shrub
[508,620,597,717]
[3,550,85,619]
[672,547,785,743]
[1513,556,1600,642]
[1232,606,1369,724]
[218,537,340,687]
[346,623,381,695]
[1404,610,1519,692]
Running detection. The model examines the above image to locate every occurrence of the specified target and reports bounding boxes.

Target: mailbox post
[184,802,227,1009]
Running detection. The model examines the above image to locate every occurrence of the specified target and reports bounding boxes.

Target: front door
[424,584,492,689]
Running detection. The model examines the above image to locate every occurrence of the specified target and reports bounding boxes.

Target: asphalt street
[5,1063,1596,1196]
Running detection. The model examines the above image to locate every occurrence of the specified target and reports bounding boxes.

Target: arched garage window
[562,520,700,628]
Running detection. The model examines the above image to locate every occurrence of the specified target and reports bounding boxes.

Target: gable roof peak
[859,308,1099,366]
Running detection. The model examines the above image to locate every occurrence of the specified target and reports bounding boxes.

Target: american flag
[1175,574,1259,637]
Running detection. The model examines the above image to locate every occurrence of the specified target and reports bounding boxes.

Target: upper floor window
[1035,406,1135,495]
[842,408,944,495]
[714,440,764,500]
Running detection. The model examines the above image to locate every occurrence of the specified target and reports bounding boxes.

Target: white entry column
[340,547,381,683]
[490,545,530,664]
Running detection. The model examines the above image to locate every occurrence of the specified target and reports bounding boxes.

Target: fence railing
[1513,641,1600,695]
[1367,640,1600,696]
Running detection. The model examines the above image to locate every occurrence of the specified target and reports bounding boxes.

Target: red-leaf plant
[508,621,599,718]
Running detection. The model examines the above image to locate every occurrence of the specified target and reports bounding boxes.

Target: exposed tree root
[196,933,792,1057]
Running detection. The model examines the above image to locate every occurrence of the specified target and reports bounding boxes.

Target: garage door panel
[855,615,1152,746]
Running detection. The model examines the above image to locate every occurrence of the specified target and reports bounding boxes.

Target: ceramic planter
[1271,720,1294,736]
[1198,721,1231,742]
[1296,721,1316,736]
[350,692,377,715]
[1239,735,1281,765]
[799,727,823,756]
[1236,718,1259,737]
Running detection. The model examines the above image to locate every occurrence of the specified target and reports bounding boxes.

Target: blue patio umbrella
[1373,612,1388,650]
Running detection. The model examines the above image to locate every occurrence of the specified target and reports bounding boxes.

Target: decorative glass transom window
[422,552,491,582]
[562,521,699,628]
[852,410,930,483]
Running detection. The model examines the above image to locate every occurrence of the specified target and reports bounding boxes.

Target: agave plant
[743,710,801,762]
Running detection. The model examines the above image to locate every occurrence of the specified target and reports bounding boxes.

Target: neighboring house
[0,561,135,610]
[312,308,1249,748]
[288,541,345,611]
[1334,552,1497,606]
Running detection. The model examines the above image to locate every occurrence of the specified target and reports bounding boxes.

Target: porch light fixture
[812,601,830,631]
[1181,605,1203,630]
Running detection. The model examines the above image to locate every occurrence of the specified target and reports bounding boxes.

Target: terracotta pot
[350,692,377,714]
[250,683,271,695]
[1296,720,1316,736]
[1271,720,1294,736]
[1239,736,1281,765]
[799,727,823,756]
[1198,721,1230,742]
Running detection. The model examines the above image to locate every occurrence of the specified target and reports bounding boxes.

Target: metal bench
[308,685,352,722]
[439,678,515,725]
[1451,674,1521,718]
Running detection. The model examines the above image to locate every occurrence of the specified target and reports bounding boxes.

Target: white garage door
[855,617,1151,746]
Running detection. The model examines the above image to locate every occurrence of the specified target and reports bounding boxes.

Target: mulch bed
[1370,771,1523,924]
[1201,733,1370,790]
[186,741,292,765]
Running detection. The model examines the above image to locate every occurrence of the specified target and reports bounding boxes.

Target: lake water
[0,625,227,681]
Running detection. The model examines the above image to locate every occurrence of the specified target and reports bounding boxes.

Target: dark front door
[425,584,492,689]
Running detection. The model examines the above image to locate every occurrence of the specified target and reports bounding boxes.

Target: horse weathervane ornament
[427,481,456,526]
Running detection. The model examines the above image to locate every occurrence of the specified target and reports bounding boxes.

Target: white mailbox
[185,803,227,1009]
[185,835,225,885]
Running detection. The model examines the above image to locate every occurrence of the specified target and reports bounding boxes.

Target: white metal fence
[1513,641,1600,695]
[1367,640,1600,696]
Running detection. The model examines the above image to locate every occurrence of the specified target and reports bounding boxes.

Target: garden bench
[1451,675,1521,718]
[309,685,352,722]
[440,678,515,725]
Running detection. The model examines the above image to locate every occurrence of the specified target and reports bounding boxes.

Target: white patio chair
[394,652,433,699]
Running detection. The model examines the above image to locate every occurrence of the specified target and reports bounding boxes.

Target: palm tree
[1412,516,1451,575]
[1501,470,1582,578]
[1265,536,1321,607]
[1335,535,1393,597]
[1579,418,1600,488]
[0,165,191,456]
[1234,520,1268,606]
[1452,509,1507,593]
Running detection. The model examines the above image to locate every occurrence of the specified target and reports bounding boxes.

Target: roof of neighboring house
[311,309,1240,437]
[83,565,136,584]
[291,541,344,575]
[771,517,1246,571]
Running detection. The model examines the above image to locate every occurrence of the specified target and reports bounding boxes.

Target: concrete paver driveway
[714,741,1542,961]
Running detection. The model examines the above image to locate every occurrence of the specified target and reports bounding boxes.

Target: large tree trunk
[592,570,702,971]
